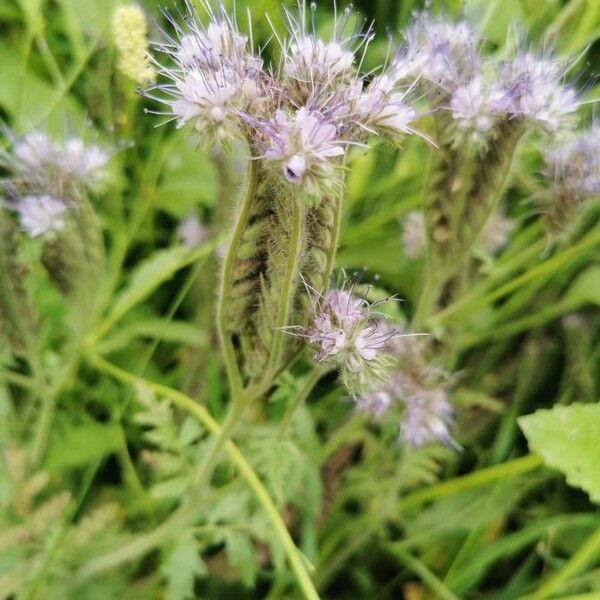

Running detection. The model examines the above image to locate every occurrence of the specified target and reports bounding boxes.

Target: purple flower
[16,195,68,238]
[262,108,345,192]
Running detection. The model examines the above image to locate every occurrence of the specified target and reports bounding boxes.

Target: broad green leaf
[45,421,121,471]
[519,403,600,503]
[162,532,207,600]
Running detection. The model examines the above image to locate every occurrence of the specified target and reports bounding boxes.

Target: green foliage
[519,404,600,503]
[0,0,599,599]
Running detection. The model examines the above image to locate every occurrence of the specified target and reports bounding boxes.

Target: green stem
[528,525,600,600]
[216,159,258,399]
[388,546,461,600]
[400,454,544,512]
[82,353,320,600]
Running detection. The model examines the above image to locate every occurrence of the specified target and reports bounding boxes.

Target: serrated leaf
[519,403,600,503]
[162,532,207,600]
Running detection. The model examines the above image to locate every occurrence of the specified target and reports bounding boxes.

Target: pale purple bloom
[262,108,345,190]
[393,15,479,93]
[544,126,600,199]
[400,391,455,448]
[450,76,499,145]
[494,53,578,131]
[16,195,68,237]
[355,389,392,420]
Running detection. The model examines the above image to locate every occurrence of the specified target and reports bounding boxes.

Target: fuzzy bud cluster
[356,333,457,448]
[1,131,109,238]
[149,1,422,200]
[540,125,600,234]
[393,13,579,149]
[292,285,400,394]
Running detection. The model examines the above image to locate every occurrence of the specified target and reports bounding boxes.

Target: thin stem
[399,454,544,512]
[82,353,320,600]
[216,158,258,400]
[388,546,461,600]
[528,525,600,600]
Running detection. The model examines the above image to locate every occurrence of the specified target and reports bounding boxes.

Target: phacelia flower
[9,131,109,187]
[356,331,458,448]
[450,76,500,146]
[540,125,600,235]
[149,2,263,140]
[290,285,400,394]
[15,195,68,238]
[261,108,345,192]
[393,14,479,94]
[400,391,455,448]
[494,52,578,132]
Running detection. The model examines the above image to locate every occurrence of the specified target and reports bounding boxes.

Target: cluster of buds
[392,13,579,149]
[540,125,600,235]
[356,333,457,448]
[1,131,109,238]
[292,284,400,394]
[0,130,110,300]
[149,0,422,201]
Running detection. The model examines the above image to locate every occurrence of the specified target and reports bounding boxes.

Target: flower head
[400,391,455,448]
[291,284,400,394]
[494,52,578,132]
[261,108,345,193]
[450,76,500,146]
[15,195,68,238]
[394,14,479,94]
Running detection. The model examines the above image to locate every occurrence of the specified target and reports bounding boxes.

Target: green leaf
[98,243,214,336]
[519,403,600,503]
[225,530,257,587]
[563,266,600,307]
[45,421,121,471]
[162,532,207,600]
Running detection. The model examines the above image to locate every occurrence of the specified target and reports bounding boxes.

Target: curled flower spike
[494,52,578,132]
[356,332,458,448]
[286,283,400,395]
[6,131,109,189]
[15,195,68,238]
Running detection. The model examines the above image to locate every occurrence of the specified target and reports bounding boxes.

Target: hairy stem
[216,158,258,398]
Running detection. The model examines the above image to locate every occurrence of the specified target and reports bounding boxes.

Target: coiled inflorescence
[148,0,421,201]
[540,125,600,235]
[0,130,109,296]
[356,332,457,448]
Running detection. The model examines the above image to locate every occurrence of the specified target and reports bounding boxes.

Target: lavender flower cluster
[294,283,455,447]
[149,0,421,198]
[1,131,109,238]
[391,13,579,148]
